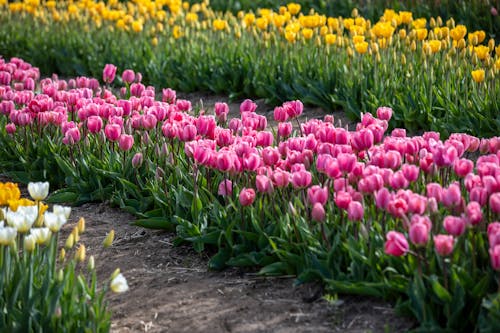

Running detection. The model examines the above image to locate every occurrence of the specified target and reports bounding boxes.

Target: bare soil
[2,97,416,332]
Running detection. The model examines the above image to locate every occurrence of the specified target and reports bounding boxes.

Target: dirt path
[69,202,414,333]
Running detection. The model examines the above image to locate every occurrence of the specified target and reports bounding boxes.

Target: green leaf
[208,248,231,271]
[46,190,78,204]
[134,217,175,231]
[258,262,290,276]
[429,275,452,303]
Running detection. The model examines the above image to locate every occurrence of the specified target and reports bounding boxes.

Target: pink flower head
[5,123,16,135]
[62,127,81,145]
[179,124,197,142]
[488,222,500,248]
[121,69,135,84]
[103,64,117,84]
[271,169,289,188]
[409,220,429,246]
[118,134,134,151]
[376,106,393,121]
[256,175,274,194]
[338,153,357,173]
[347,201,364,221]
[283,100,303,119]
[442,183,462,208]
[334,191,352,210]
[311,203,326,222]
[291,170,312,189]
[387,197,408,218]
[274,106,288,122]
[466,201,483,226]
[375,188,392,210]
[433,234,454,256]
[278,122,293,138]
[490,193,500,214]
[426,183,443,202]
[402,164,420,183]
[240,99,257,113]
[132,152,143,168]
[86,116,103,134]
[384,231,409,256]
[432,143,458,168]
[351,128,374,151]
[239,188,256,206]
[214,102,229,122]
[218,179,233,197]
[176,99,192,112]
[453,158,474,178]
[443,215,467,236]
[489,245,500,271]
[104,123,121,142]
[162,88,176,104]
[262,147,280,166]
[307,185,329,206]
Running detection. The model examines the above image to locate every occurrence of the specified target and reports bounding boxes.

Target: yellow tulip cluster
[2,0,499,82]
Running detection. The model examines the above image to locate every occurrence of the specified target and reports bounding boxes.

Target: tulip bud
[77,217,86,234]
[59,248,66,261]
[71,227,80,243]
[75,244,86,262]
[24,234,36,252]
[110,268,121,280]
[65,233,74,249]
[88,255,95,271]
[103,229,115,248]
[57,269,64,282]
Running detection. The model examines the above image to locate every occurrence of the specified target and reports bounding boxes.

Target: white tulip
[53,205,71,219]
[44,212,68,233]
[0,225,17,245]
[6,210,36,233]
[110,273,129,293]
[30,227,52,245]
[28,181,50,201]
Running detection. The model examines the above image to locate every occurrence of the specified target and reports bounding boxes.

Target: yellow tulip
[302,28,313,40]
[213,19,227,31]
[450,25,467,41]
[287,3,301,16]
[285,30,296,43]
[352,35,365,44]
[131,20,143,33]
[428,40,442,53]
[256,17,268,30]
[474,45,490,60]
[354,41,369,54]
[243,13,255,27]
[412,18,427,29]
[399,11,413,24]
[416,28,428,41]
[324,33,337,45]
[471,69,485,83]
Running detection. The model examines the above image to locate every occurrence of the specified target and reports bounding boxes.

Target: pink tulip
[466,201,483,225]
[240,99,257,113]
[390,171,409,189]
[262,147,280,166]
[433,234,454,256]
[384,231,409,256]
[426,183,443,202]
[470,186,488,206]
[239,188,256,206]
[375,188,392,210]
[103,64,117,84]
[122,69,135,84]
[347,201,364,221]
[291,170,312,189]
[176,99,191,112]
[443,215,467,236]
[409,221,429,246]
[272,170,290,188]
[283,100,303,119]
[442,183,462,208]
[243,153,261,171]
[492,6,498,16]
[432,144,458,168]
[307,185,329,206]
[489,245,500,271]
[334,191,352,210]
[256,175,274,194]
[118,134,134,151]
[218,179,233,197]
[228,118,242,133]
[278,122,293,138]
[131,152,143,168]
[311,203,326,222]
[179,124,197,142]
[104,123,121,142]
[162,88,176,104]
[5,123,16,135]
[215,129,233,147]
[402,164,419,182]
[274,106,288,122]
[63,127,81,145]
[376,106,393,121]
[490,193,500,214]
[488,222,500,248]
[351,128,374,151]
[338,153,356,173]
[86,115,103,134]
[387,198,409,218]
[453,158,474,178]
[408,194,427,215]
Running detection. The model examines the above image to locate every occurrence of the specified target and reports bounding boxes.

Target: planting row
[1,56,500,331]
[0,1,499,136]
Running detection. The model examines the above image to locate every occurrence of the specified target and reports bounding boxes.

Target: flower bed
[0,56,499,330]
[0,1,499,136]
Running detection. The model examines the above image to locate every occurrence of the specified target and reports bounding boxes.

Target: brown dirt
[1,98,415,333]
[70,202,415,333]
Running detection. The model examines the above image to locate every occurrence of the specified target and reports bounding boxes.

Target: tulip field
[0,0,500,332]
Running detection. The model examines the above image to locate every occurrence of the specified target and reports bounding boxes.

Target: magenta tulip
[118,134,134,151]
[490,193,500,214]
[121,69,135,84]
[239,188,256,206]
[103,64,117,84]
[311,203,326,222]
[104,123,121,142]
[384,231,409,256]
[433,235,454,256]
[489,245,500,271]
[347,201,364,221]
[218,180,233,197]
[443,215,467,236]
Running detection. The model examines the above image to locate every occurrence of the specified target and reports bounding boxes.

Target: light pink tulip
[384,231,409,256]
[433,235,454,256]
[218,179,233,197]
[103,64,117,84]
[443,215,467,236]
[311,203,326,222]
[347,201,364,221]
[239,188,256,206]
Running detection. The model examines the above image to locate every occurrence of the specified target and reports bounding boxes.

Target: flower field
[0,0,499,136]
[1,0,500,332]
